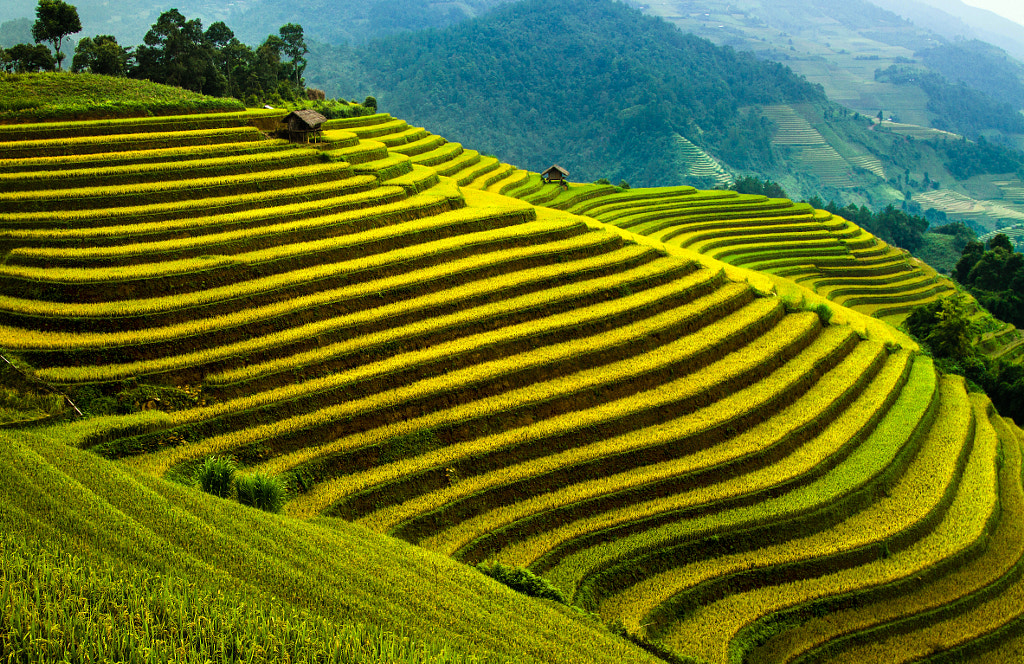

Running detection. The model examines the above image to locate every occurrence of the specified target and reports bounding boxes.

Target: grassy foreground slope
[0,425,655,664]
[3,94,1024,664]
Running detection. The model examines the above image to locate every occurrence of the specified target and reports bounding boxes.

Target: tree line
[906,233,1024,425]
[0,0,312,106]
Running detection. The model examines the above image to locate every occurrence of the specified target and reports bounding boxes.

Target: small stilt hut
[541,164,569,184]
[281,109,327,143]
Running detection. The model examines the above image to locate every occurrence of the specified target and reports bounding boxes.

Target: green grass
[0,426,662,664]
[0,73,243,122]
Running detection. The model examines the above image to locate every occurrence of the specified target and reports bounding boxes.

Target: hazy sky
[961,0,1024,28]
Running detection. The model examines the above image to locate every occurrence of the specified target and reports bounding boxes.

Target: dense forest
[954,234,1024,329]
[320,0,826,186]
[906,235,1024,425]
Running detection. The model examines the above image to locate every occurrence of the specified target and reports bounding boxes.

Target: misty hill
[315,0,825,187]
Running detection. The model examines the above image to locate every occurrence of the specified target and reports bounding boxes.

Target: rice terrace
[3,64,1024,664]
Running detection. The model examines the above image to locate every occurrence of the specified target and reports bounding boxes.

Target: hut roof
[283,109,327,130]
[542,164,569,177]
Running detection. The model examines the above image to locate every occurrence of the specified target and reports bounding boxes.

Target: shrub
[236,472,285,513]
[195,456,236,498]
[476,561,568,604]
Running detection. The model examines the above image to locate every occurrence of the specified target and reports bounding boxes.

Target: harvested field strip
[434,150,481,177]
[275,312,822,520]
[0,175,381,229]
[0,147,322,192]
[541,357,936,601]
[0,139,294,173]
[656,378,987,664]
[750,398,1022,664]
[0,206,538,305]
[390,135,446,156]
[442,344,906,565]
[375,331,883,545]
[0,218,597,331]
[0,110,276,141]
[411,142,464,167]
[0,185,414,253]
[4,217,578,367]
[0,162,355,213]
[203,245,677,389]
[0,126,266,158]
[5,190,461,268]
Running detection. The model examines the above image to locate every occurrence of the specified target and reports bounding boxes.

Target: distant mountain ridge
[312,0,825,187]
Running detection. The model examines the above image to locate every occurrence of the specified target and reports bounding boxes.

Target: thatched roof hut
[542,164,569,182]
[282,109,327,142]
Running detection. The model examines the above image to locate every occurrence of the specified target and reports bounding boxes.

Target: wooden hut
[542,164,569,183]
[281,109,327,143]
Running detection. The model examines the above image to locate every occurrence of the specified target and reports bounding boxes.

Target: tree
[132,9,224,96]
[278,23,307,87]
[31,0,81,71]
[71,35,129,76]
[954,240,985,283]
[7,42,56,72]
[987,233,1013,253]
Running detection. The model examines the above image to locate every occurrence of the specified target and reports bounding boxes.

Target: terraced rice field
[877,120,961,141]
[490,182,956,325]
[760,105,856,188]
[671,133,734,187]
[915,190,1024,228]
[2,109,1023,663]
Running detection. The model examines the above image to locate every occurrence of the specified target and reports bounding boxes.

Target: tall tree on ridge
[31,0,81,71]
[278,23,307,87]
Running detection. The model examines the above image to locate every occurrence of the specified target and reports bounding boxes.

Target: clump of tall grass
[195,455,236,498]
[476,561,568,604]
[236,472,286,513]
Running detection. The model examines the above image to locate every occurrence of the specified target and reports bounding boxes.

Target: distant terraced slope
[1,110,1023,664]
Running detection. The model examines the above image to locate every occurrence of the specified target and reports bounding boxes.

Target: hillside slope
[2,103,1024,663]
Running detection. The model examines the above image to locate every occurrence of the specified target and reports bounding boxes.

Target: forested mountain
[314,0,825,186]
